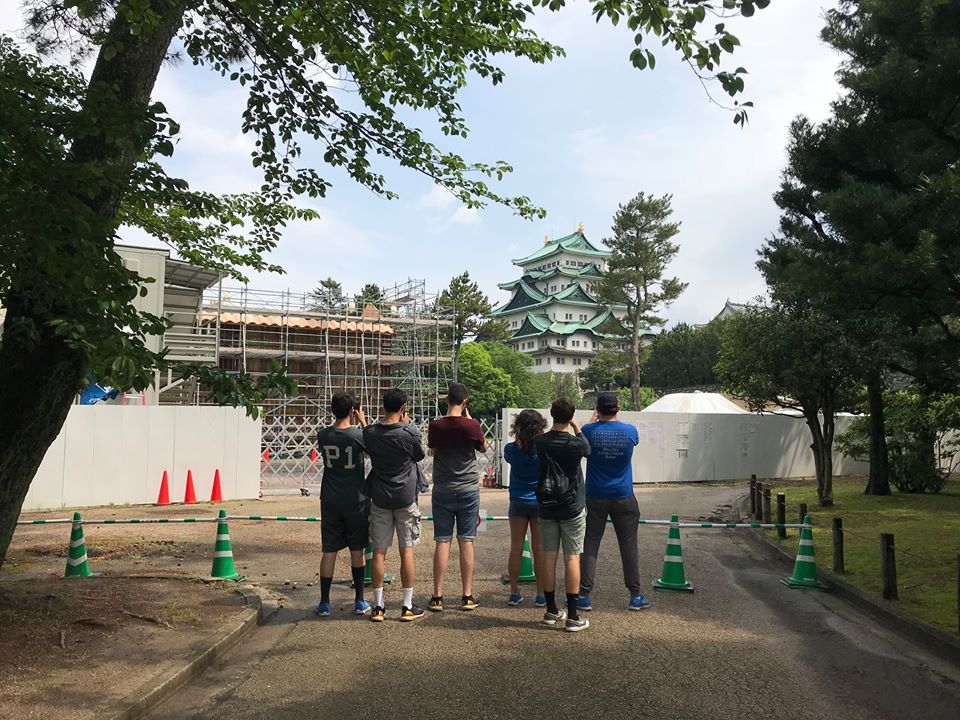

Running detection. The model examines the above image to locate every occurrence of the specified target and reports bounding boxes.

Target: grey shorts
[370,502,421,550]
[539,509,586,556]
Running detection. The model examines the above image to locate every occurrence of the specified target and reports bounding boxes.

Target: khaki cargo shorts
[370,502,422,550]
[539,509,586,556]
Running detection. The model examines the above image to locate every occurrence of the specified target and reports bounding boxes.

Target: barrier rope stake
[780,515,827,591]
[653,514,694,593]
[63,511,92,578]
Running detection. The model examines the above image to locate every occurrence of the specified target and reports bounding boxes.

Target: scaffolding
[197,279,455,487]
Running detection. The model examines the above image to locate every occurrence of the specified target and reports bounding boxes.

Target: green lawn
[764,476,959,633]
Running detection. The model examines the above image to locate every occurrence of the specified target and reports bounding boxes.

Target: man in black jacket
[535,396,591,632]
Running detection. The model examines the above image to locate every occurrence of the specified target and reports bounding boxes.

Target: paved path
[149,484,960,720]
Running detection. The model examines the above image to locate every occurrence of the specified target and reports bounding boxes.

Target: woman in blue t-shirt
[502,409,546,607]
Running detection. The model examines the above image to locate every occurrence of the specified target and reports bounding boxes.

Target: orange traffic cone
[184,470,197,504]
[210,469,223,503]
[156,470,171,506]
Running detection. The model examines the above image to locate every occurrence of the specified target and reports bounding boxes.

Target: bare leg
[371,548,387,589]
[507,517,528,593]
[564,553,580,595]
[458,538,474,596]
[541,550,559,594]
[433,540,451,597]
[319,551,338,578]
[529,519,544,596]
[349,548,365,568]
[399,546,416,589]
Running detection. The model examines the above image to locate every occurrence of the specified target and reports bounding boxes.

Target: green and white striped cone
[64,512,92,578]
[780,515,827,590]
[653,514,694,593]
[500,534,537,584]
[353,543,394,587]
[210,509,241,580]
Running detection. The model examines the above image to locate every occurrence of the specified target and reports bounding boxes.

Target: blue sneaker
[534,595,547,608]
[577,596,593,612]
[628,594,651,611]
[354,599,372,615]
[508,593,524,606]
[314,601,331,617]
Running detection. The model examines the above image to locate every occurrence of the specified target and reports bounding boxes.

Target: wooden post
[749,476,757,516]
[881,533,898,600]
[755,483,764,521]
[832,517,844,574]
[762,487,772,525]
[776,493,787,539]
[798,502,808,525]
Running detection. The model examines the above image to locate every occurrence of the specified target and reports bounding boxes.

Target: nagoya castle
[489,225,627,373]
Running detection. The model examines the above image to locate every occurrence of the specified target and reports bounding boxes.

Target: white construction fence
[23,405,261,511]
[498,408,867,485]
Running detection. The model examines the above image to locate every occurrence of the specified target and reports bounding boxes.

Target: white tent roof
[641,392,749,414]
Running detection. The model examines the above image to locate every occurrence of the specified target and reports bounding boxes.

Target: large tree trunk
[821,408,835,506]
[804,410,833,506]
[630,321,641,410]
[0,0,185,567]
[864,369,892,495]
[0,310,88,569]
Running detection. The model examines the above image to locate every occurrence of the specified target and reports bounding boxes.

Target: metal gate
[260,414,504,491]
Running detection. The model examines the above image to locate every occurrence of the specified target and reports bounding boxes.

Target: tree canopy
[643,321,724,391]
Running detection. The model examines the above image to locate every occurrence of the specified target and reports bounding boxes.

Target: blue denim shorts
[508,500,539,519]
[432,490,481,542]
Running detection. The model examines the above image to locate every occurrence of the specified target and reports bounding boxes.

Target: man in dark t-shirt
[315,392,370,617]
[535,396,591,632]
[427,382,486,612]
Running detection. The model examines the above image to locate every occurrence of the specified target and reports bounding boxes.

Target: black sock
[320,576,333,604]
[567,593,579,621]
[351,566,365,601]
[544,590,558,615]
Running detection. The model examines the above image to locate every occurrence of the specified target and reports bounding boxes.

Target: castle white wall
[22,405,261,511]
[499,408,867,484]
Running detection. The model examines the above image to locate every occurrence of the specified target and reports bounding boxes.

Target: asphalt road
[148,484,960,720]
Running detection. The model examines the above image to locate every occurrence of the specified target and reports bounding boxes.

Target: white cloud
[417,185,457,210]
[449,206,479,226]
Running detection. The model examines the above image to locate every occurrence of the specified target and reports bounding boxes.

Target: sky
[2,2,843,325]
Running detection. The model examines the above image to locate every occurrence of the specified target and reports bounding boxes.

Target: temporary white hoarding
[499,408,866,485]
[22,405,261,510]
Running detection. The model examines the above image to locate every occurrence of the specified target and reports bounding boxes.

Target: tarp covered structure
[641,392,749,414]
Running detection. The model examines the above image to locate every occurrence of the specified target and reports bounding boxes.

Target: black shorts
[320,500,370,553]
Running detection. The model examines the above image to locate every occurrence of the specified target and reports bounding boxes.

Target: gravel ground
[138,483,960,720]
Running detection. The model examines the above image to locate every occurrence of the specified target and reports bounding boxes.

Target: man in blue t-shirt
[579,392,649,612]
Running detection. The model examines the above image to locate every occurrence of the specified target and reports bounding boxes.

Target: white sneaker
[542,609,567,626]
[565,617,590,632]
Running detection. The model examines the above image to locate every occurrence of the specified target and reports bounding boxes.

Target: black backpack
[536,439,576,508]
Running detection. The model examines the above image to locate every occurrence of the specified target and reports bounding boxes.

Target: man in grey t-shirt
[363,388,426,623]
[426,382,486,612]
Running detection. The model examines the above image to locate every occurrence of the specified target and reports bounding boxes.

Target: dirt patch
[0,576,246,719]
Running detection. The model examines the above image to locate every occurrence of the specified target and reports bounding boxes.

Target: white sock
[402,587,414,608]
[373,587,384,608]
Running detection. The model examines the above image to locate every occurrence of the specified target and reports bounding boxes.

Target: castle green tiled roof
[490,281,613,317]
[510,309,626,340]
[511,231,610,266]
[496,262,606,291]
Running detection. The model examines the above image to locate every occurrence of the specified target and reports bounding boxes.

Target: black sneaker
[428,596,444,612]
[461,595,479,611]
[400,604,425,622]
[370,606,386,622]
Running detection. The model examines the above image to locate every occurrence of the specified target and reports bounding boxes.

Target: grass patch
[765,476,960,633]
